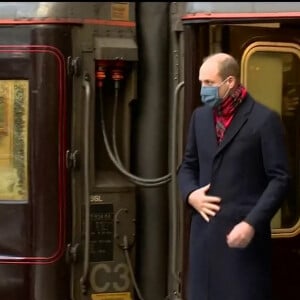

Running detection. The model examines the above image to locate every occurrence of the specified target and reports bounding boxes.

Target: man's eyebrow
[201,79,214,84]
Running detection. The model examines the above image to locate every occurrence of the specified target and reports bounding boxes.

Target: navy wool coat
[177,94,290,300]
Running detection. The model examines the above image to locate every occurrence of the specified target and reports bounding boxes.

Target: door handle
[80,73,91,295]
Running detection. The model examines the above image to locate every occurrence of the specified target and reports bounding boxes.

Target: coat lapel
[215,96,254,156]
[202,106,218,154]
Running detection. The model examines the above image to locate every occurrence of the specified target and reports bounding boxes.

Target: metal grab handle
[168,81,184,300]
[80,73,91,294]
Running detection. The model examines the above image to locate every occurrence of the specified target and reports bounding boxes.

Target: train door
[0,25,72,300]
[225,24,300,299]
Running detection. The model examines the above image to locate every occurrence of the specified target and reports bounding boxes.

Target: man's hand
[188,183,221,222]
[227,221,255,248]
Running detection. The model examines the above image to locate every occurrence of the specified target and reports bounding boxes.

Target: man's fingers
[204,202,221,211]
[202,207,217,217]
[206,195,221,203]
[199,211,210,222]
[202,207,219,216]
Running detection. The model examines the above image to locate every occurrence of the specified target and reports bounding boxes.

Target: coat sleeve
[244,110,291,230]
[177,110,200,202]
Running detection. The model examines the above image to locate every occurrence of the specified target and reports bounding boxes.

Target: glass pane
[0,80,28,201]
[243,49,300,229]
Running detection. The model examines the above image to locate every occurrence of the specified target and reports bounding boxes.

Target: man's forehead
[199,61,221,82]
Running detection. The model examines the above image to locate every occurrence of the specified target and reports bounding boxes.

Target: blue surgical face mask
[200,86,221,107]
[200,78,229,108]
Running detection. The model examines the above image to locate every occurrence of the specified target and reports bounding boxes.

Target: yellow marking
[111,3,129,21]
[91,292,132,300]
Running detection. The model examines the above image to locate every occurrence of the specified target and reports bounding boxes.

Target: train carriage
[0,2,299,300]
[181,3,300,300]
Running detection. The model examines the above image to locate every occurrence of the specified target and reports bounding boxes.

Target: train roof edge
[0,2,136,23]
[185,2,300,14]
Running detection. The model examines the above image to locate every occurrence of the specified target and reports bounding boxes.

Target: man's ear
[227,76,236,88]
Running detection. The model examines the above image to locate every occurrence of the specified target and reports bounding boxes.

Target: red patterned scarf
[214,84,247,144]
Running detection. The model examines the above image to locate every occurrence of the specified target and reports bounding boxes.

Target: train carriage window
[241,42,300,236]
[0,80,28,201]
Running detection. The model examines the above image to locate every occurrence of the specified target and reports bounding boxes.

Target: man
[177,53,290,300]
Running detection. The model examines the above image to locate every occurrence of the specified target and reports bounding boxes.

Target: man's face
[199,60,231,99]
